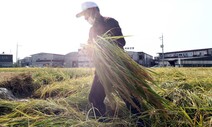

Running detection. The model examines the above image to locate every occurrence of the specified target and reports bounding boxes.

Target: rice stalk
[85,36,168,114]
[180,107,194,126]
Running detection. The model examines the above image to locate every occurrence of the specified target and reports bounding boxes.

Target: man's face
[83,9,92,20]
[83,9,95,25]
[83,11,89,21]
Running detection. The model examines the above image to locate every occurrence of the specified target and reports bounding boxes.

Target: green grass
[0,67,211,127]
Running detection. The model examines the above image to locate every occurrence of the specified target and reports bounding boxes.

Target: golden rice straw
[85,35,167,113]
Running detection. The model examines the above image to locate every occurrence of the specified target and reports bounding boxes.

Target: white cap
[76,2,98,18]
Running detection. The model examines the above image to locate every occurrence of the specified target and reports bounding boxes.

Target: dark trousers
[89,74,106,116]
[89,74,142,117]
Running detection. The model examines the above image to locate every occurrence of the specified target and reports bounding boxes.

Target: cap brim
[76,11,84,18]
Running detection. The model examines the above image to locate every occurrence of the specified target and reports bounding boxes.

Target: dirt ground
[0,72,20,82]
[0,72,35,98]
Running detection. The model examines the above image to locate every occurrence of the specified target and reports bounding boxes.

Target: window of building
[178,54,183,57]
[187,52,193,57]
[139,55,143,59]
[183,53,188,57]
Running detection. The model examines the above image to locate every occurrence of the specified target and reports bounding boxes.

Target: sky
[0,0,212,62]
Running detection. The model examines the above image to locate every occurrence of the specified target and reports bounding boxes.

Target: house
[157,48,212,67]
[127,51,154,67]
[20,57,32,67]
[64,52,78,68]
[0,53,13,67]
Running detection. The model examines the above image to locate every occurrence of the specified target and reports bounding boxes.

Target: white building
[157,48,212,67]
[30,53,64,67]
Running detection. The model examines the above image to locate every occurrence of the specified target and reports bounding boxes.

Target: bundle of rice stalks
[85,36,167,113]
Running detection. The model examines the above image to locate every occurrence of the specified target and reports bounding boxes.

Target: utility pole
[16,42,21,66]
[159,34,164,66]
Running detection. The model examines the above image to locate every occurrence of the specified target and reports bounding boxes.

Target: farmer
[76,1,143,119]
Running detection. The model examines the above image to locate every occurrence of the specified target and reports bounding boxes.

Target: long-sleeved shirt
[88,16,126,48]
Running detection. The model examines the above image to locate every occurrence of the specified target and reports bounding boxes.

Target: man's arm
[88,27,95,44]
[105,18,126,48]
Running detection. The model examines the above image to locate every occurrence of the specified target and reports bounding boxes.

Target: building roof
[30,52,64,56]
[65,52,78,55]
[158,48,212,54]
[127,51,153,57]
[0,54,13,56]
[164,56,212,61]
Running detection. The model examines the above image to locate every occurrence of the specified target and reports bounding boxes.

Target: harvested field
[0,67,211,127]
